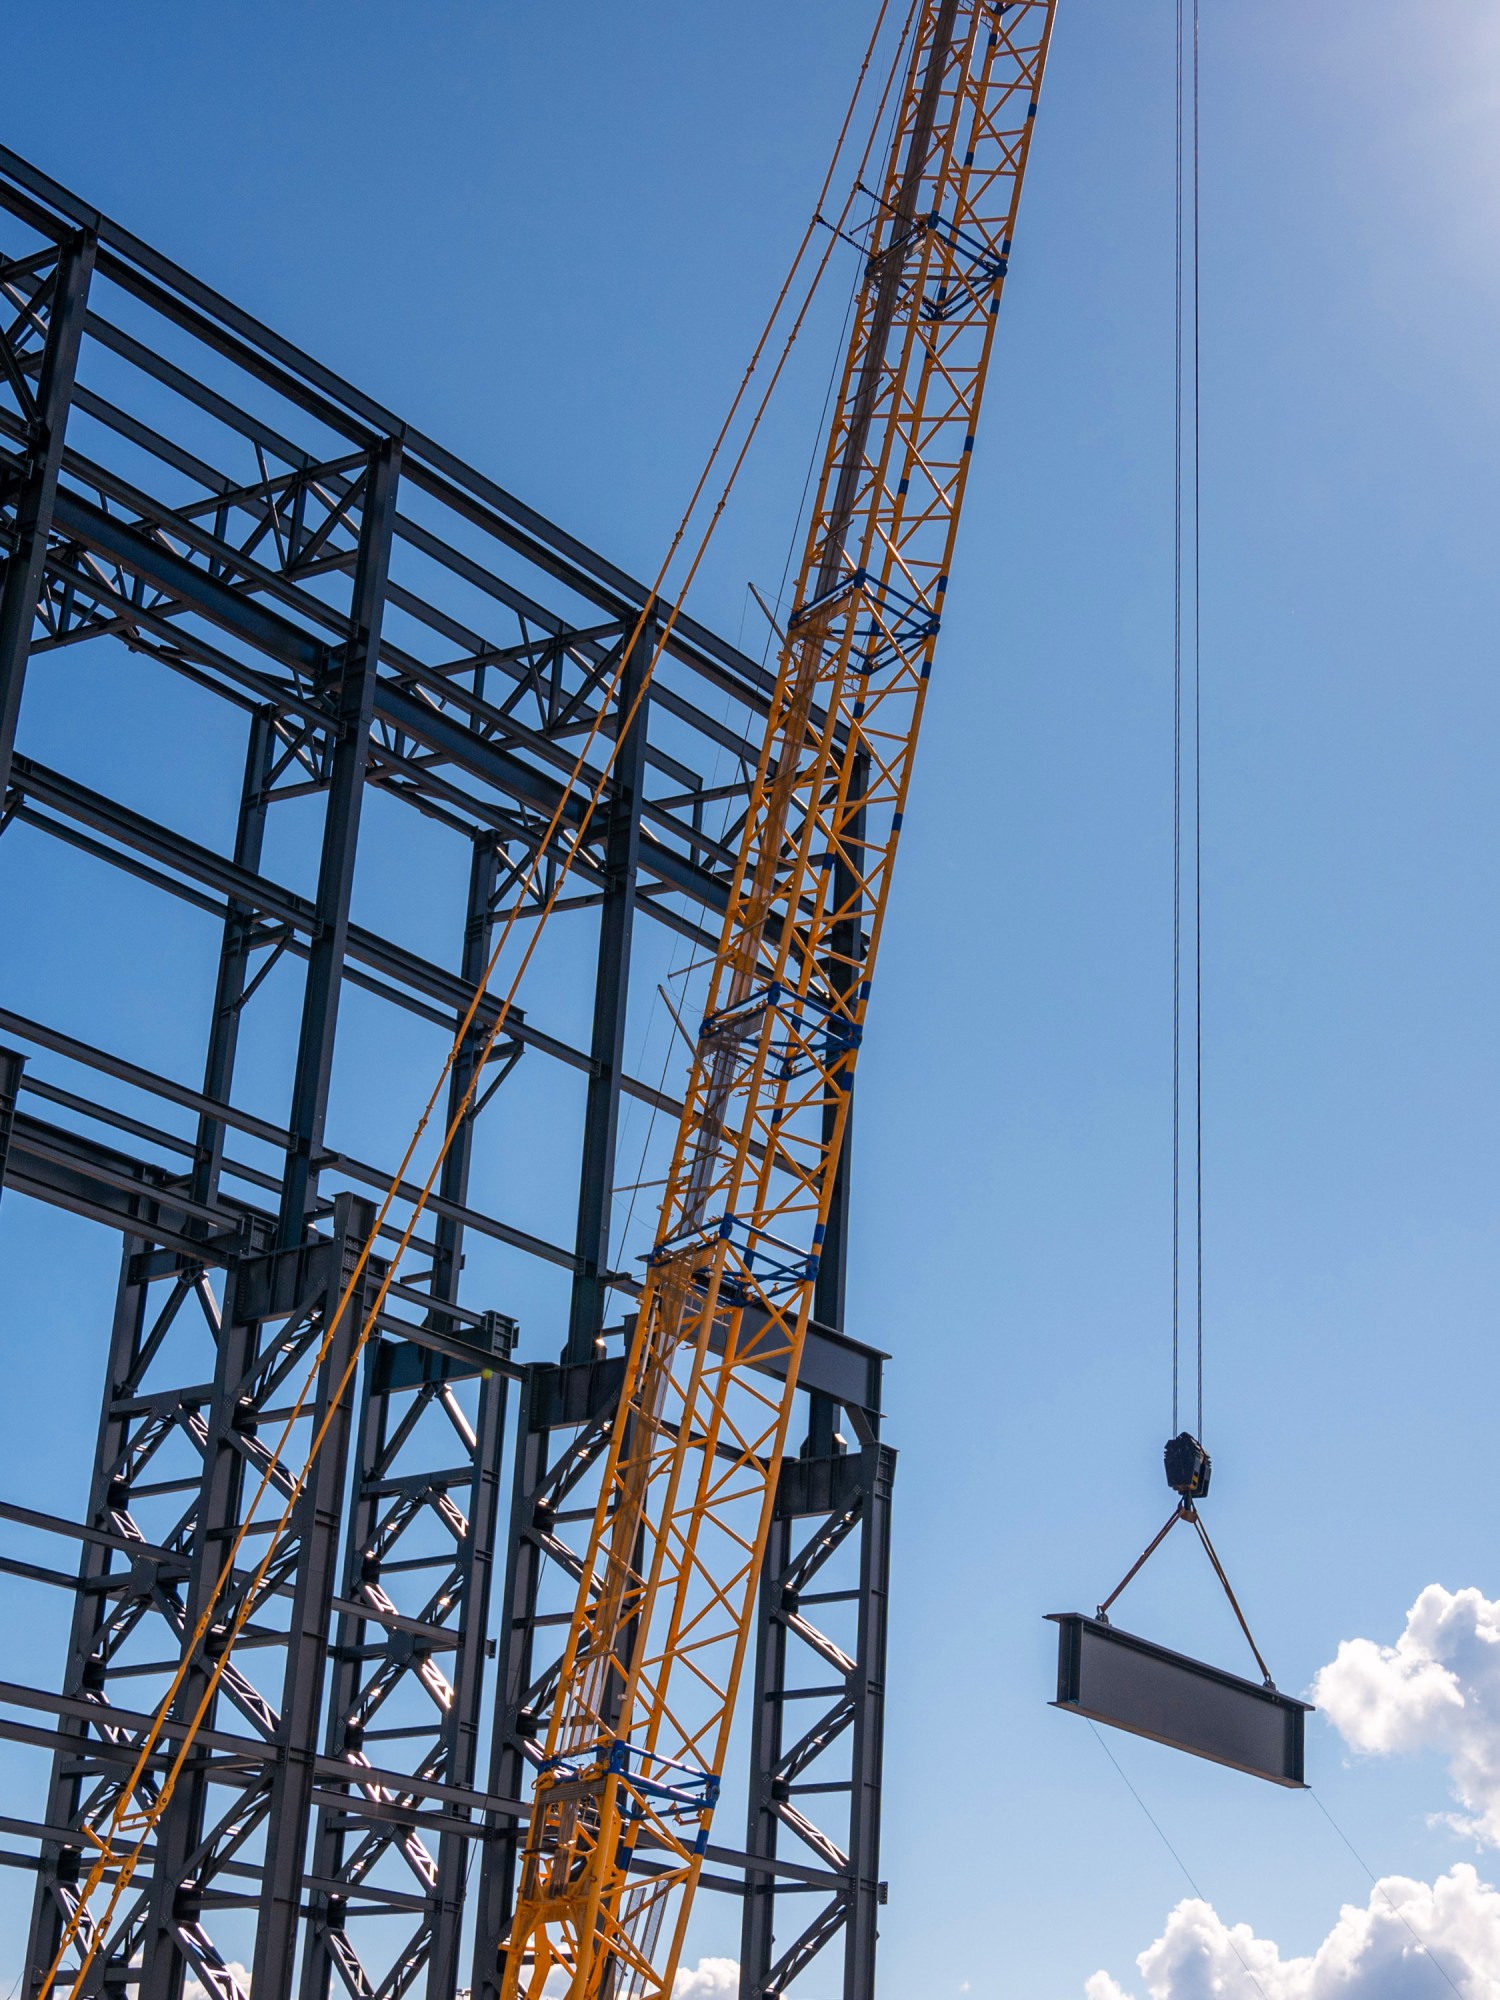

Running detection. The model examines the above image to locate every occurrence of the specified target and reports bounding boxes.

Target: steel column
[248,1195,376,1993]
[0,228,94,800]
[469,1368,548,2000]
[740,1509,792,1996]
[191,710,277,1211]
[296,1359,389,2000]
[566,620,652,1362]
[278,441,401,1247]
[134,1257,261,2000]
[740,1438,894,2000]
[431,834,507,1321]
[426,1354,510,2000]
[470,1361,620,2000]
[23,1236,157,1997]
[297,1328,513,2000]
[843,1443,893,2000]
[0,1043,23,1202]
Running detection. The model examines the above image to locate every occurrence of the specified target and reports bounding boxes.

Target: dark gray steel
[470,1361,609,2000]
[278,440,401,1246]
[191,711,277,1213]
[430,835,510,1324]
[568,616,652,1361]
[0,1045,22,1204]
[252,1199,377,1995]
[0,143,893,2000]
[1049,1614,1311,1787]
[22,1230,165,1991]
[299,1310,513,2000]
[741,1407,894,2000]
[134,1237,263,2000]
[844,1440,893,1997]
[0,226,94,801]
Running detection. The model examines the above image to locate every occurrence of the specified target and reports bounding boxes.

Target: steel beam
[4,756,713,1077]
[1050,1614,1312,1787]
[0,141,775,708]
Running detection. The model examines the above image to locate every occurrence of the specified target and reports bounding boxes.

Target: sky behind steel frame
[5,3,1500,1996]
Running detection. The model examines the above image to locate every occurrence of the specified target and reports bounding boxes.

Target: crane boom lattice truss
[501,3,1057,1993]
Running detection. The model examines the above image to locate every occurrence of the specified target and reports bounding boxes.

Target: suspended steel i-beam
[0,144,894,2000]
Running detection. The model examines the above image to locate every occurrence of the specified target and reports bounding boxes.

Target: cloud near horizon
[1086,1865,1500,1999]
[673,1959,739,1998]
[538,1960,737,1999]
[1313,1583,1500,1845]
[185,1969,250,2000]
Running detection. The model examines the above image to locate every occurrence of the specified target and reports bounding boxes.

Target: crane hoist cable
[36,14,915,1992]
[1171,0,1204,1454]
[1105,0,1241,1644]
[1048,0,1306,1786]
[498,6,1059,1996]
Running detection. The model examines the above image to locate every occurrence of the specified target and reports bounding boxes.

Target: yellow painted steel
[500,4,1058,1994]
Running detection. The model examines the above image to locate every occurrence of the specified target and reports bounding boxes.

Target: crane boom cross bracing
[502,5,1057,1994]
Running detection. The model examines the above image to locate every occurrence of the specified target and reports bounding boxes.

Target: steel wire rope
[616,0,912,1261]
[1088,1722,1274,2000]
[1170,0,1183,1433]
[38,12,911,1991]
[612,1,914,1301]
[1092,1742,1474,2000]
[611,257,865,1311]
[1308,1789,1469,1998]
[611,251,859,1271]
[1191,0,1204,1443]
[607,176,879,1562]
[1172,0,1204,1441]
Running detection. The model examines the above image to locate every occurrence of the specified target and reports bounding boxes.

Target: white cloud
[184,1966,251,2000]
[523,1954,735,1998]
[1314,1583,1500,1844]
[88,1947,730,2000]
[1087,1865,1500,1998]
[673,1958,739,1998]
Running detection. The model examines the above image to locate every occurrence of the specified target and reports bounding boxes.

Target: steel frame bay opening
[0,146,893,2000]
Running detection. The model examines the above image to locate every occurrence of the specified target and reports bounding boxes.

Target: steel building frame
[0,149,893,1999]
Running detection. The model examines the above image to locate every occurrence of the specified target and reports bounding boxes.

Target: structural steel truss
[0,147,893,2000]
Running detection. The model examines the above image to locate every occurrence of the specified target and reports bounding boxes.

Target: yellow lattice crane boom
[500,4,1058,1993]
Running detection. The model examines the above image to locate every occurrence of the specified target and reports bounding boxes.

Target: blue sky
[3,2,1500,1994]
